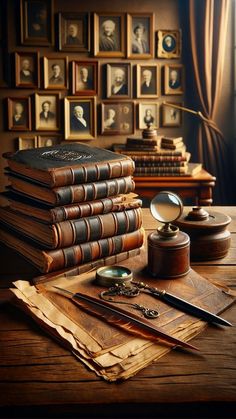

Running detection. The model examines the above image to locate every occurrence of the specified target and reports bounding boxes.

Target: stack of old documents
[9,258,234,381]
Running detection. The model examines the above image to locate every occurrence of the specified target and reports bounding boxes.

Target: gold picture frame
[101,101,135,135]
[161,102,183,127]
[157,30,181,59]
[8,97,31,131]
[94,12,125,58]
[106,63,131,99]
[72,61,98,96]
[18,135,37,150]
[127,13,154,59]
[58,12,90,52]
[37,134,61,147]
[43,56,68,90]
[15,51,40,88]
[136,64,159,98]
[138,102,159,130]
[64,96,97,140]
[164,64,184,95]
[35,92,60,131]
[20,0,54,46]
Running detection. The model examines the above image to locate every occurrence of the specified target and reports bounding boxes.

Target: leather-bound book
[3,143,135,188]
[0,227,145,273]
[0,207,143,249]
[2,191,142,223]
[7,174,135,205]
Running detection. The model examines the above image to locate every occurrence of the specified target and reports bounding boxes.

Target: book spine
[45,228,145,272]
[161,144,183,150]
[52,159,135,187]
[55,176,135,205]
[51,196,142,223]
[134,172,187,177]
[134,161,186,167]
[33,247,141,284]
[53,207,143,248]
[132,156,186,163]
[134,167,186,174]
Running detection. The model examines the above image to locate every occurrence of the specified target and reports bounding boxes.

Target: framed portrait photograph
[106,63,131,99]
[164,64,184,95]
[136,64,159,98]
[101,101,135,135]
[15,51,40,88]
[138,102,159,130]
[58,13,90,52]
[20,0,54,46]
[35,92,60,131]
[37,134,61,147]
[72,61,98,96]
[64,97,96,140]
[8,97,31,131]
[157,30,181,59]
[43,56,68,89]
[18,136,37,150]
[161,102,183,127]
[94,13,125,58]
[127,13,154,59]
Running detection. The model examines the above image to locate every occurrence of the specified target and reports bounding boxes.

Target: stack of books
[113,136,202,177]
[0,143,144,275]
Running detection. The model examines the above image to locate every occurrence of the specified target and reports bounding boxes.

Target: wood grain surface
[0,207,236,418]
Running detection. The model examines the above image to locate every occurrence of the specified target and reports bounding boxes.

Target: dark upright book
[3,143,135,188]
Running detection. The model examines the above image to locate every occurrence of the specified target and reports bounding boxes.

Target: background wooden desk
[134,169,216,205]
[0,207,235,419]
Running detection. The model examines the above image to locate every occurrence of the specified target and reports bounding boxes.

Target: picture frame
[43,56,68,90]
[164,64,184,95]
[20,0,54,46]
[18,135,37,150]
[138,102,159,130]
[161,102,183,127]
[127,13,154,59]
[94,12,125,58]
[136,64,159,98]
[37,134,61,147]
[157,30,181,59]
[15,51,40,89]
[8,97,31,131]
[106,63,131,99]
[101,101,135,135]
[72,61,98,96]
[64,96,96,140]
[35,92,60,131]
[58,12,90,52]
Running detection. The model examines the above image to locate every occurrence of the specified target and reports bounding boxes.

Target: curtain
[184,0,231,203]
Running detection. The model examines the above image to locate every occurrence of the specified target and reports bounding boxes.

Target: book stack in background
[0,143,144,276]
[113,136,202,177]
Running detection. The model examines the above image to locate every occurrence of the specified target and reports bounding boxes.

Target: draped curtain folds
[188,0,230,203]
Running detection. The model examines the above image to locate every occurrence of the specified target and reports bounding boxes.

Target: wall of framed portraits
[0,0,234,193]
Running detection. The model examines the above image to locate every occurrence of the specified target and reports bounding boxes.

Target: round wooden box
[175,207,231,261]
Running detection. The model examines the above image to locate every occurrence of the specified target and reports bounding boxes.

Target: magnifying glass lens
[96,266,133,286]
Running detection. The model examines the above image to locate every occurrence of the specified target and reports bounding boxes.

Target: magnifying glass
[95,265,133,287]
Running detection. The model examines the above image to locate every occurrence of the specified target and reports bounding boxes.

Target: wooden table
[134,169,216,205]
[0,207,235,419]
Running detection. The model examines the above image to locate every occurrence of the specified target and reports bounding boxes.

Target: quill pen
[53,286,198,351]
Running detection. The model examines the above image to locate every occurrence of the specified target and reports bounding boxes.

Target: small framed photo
[8,97,31,131]
[72,61,98,96]
[94,13,125,58]
[35,93,60,131]
[161,102,183,127]
[18,136,37,150]
[43,56,68,89]
[164,64,184,95]
[58,12,90,52]
[127,13,154,59]
[37,134,61,147]
[136,64,159,98]
[15,51,40,88]
[20,0,54,46]
[64,97,96,140]
[138,102,159,130]
[157,30,181,59]
[101,101,135,135]
[106,63,131,99]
